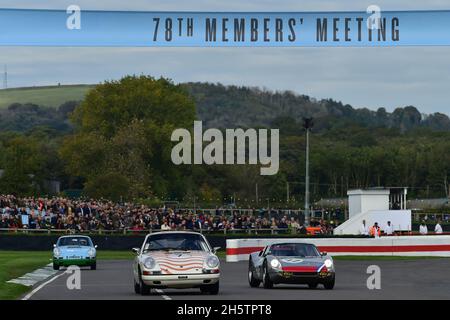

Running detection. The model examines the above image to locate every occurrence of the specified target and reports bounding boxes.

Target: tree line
[0,75,449,206]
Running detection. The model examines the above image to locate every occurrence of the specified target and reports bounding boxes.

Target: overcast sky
[0,0,449,115]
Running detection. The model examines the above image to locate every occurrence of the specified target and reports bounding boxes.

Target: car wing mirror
[132,248,140,254]
[213,247,221,254]
[94,245,98,249]
[53,244,56,248]
[321,251,328,256]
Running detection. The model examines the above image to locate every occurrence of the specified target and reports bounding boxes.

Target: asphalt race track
[28,258,450,300]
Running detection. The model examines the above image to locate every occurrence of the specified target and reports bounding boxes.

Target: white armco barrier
[226,235,450,262]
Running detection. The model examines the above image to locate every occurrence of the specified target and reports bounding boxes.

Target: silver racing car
[132,231,220,295]
[248,242,335,289]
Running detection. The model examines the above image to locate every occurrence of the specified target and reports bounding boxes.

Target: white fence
[226,235,450,262]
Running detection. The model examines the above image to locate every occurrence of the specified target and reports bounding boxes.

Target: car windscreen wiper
[144,247,179,252]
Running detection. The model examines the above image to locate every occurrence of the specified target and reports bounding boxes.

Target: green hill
[0,85,94,108]
[0,82,449,133]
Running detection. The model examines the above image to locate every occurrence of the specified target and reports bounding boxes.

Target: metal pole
[304,128,310,227]
[255,183,258,206]
[286,182,289,203]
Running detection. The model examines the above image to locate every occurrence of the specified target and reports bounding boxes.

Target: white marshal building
[334,187,411,235]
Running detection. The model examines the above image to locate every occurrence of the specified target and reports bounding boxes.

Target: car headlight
[53,248,61,258]
[270,258,281,269]
[206,255,220,269]
[324,259,333,268]
[88,248,96,258]
[143,257,156,269]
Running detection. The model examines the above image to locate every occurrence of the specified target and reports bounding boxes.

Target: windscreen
[270,243,320,257]
[58,237,92,247]
[143,233,209,252]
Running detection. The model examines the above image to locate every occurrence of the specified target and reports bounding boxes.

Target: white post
[403,189,407,210]
[286,182,289,203]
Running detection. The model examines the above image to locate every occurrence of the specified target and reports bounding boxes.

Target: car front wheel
[308,282,318,289]
[248,261,261,288]
[262,264,273,289]
[134,278,141,294]
[138,270,151,295]
[323,276,335,290]
[201,281,219,295]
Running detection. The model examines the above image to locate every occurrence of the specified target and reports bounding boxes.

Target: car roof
[270,242,316,247]
[58,235,92,239]
[144,231,208,243]
[147,231,203,236]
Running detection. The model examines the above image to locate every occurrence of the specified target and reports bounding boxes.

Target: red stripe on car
[281,266,318,273]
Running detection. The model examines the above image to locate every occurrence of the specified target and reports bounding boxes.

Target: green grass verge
[0,251,52,300]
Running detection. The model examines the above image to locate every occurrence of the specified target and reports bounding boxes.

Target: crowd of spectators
[0,195,339,234]
[420,213,450,223]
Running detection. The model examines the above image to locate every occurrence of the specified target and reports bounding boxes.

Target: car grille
[293,272,318,276]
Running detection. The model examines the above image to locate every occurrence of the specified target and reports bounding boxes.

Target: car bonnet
[145,250,208,274]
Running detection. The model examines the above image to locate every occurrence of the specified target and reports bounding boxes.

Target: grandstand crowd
[0,195,339,234]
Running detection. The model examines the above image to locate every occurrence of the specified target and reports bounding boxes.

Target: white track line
[21,272,65,300]
[155,289,172,300]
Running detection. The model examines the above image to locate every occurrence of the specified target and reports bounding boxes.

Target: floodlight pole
[305,128,310,226]
[303,118,313,227]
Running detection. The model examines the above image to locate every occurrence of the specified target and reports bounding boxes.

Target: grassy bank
[0,85,93,108]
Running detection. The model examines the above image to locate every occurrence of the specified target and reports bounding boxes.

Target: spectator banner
[21,214,29,226]
[0,9,450,46]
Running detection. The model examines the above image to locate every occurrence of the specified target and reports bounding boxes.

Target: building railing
[0,218,444,236]
[0,227,448,236]
[0,227,312,236]
[412,212,449,222]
